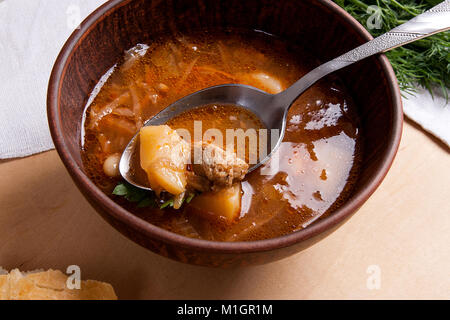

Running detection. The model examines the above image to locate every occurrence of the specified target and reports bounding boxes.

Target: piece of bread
[0,268,117,300]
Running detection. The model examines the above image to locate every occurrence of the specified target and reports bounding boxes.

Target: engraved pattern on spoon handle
[277,1,450,106]
[336,0,450,63]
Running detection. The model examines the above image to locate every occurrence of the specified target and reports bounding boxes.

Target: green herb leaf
[160,198,174,209]
[186,192,196,204]
[113,182,156,206]
[335,0,449,99]
[137,197,157,208]
[113,182,194,210]
[125,190,147,203]
[424,0,442,6]
[112,183,129,196]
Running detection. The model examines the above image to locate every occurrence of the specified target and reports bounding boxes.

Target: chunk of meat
[140,125,190,196]
[192,142,249,190]
[185,171,211,193]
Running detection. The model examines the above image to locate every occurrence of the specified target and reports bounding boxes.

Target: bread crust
[0,268,117,300]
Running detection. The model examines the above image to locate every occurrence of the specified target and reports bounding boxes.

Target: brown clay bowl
[47,0,402,267]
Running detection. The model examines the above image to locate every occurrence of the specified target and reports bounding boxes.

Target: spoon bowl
[120,0,449,191]
[119,84,285,190]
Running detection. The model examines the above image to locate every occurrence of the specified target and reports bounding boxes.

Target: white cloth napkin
[0,0,448,159]
[402,87,449,147]
[0,0,107,159]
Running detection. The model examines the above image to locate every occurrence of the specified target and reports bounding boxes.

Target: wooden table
[0,120,448,299]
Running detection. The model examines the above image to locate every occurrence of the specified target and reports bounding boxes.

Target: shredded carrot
[88,92,130,129]
[217,41,231,69]
[177,57,199,86]
[129,84,143,127]
[144,65,155,85]
[195,66,235,80]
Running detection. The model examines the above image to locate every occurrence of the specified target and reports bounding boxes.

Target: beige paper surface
[0,121,448,299]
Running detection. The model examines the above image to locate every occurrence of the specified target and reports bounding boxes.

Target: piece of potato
[140,125,190,195]
[189,183,242,222]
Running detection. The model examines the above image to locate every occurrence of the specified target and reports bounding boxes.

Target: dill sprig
[335,0,449,99]
[112,182,196,210]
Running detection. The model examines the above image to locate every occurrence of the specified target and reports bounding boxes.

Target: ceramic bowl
[47,0,402,267]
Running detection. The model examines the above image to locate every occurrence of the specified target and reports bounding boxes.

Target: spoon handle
[277,0,450,106]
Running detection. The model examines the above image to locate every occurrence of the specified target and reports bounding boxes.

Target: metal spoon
[120,1,450,190]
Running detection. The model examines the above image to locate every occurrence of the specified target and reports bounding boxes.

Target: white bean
[103,153,121,177]
[156,83,169,93]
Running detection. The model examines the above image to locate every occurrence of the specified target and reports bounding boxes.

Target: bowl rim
[47,0,403,254]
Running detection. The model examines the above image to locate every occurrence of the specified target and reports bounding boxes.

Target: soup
[82,29,362,241]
